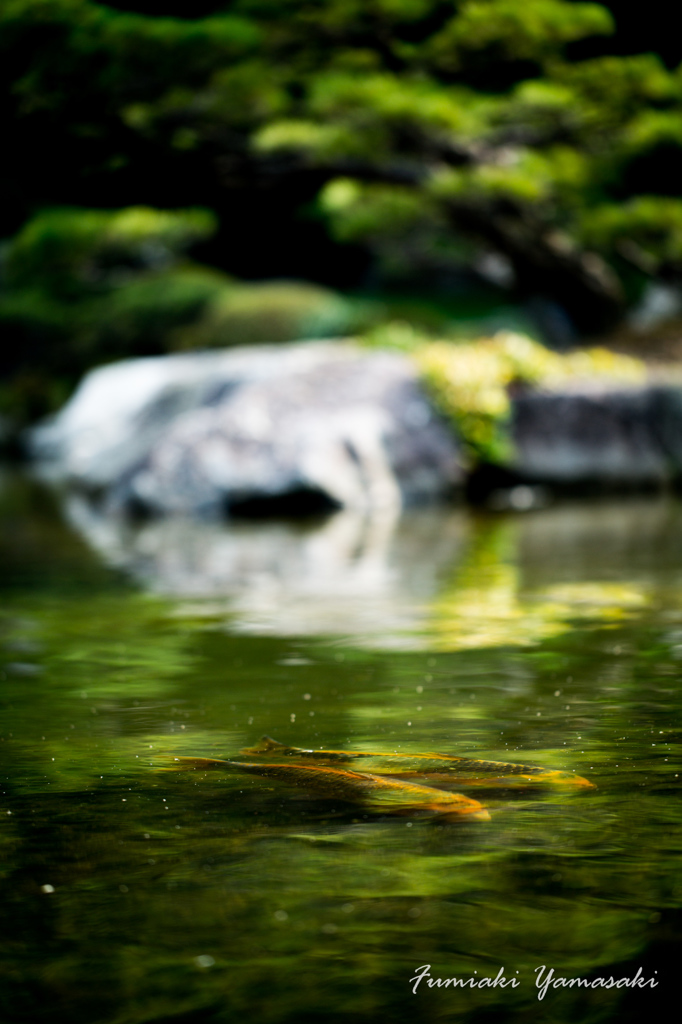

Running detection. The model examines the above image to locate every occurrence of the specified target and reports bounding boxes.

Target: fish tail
[569,775,597,788]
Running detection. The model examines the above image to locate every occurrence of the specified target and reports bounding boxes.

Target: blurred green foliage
[0,207,225,425]
[0,206,371,428]
[2,0,682,432]
[4,206,217,295]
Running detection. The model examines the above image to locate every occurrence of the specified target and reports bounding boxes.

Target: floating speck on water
[40,885,54,894]
[194,955,215,969]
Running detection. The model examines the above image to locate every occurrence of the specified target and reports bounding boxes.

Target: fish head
[428,794,491,821]
[438,804,491,822]
[466,807,491,821]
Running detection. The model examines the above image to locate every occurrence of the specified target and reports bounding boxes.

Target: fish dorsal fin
[240,735,288,754]
[259,735,288,750]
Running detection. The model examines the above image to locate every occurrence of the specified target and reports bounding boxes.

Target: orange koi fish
[170,756,490,820]
[239,736,595,788]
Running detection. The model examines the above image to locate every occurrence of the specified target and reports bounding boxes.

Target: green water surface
[1,472,680,1024]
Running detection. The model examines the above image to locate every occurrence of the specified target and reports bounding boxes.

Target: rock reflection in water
[64,495,466,643]
[62,493,682,649]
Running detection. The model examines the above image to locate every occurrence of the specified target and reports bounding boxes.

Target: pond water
[1,470,680,1024]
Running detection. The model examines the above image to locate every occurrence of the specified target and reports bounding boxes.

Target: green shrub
[0,206,378,431]
[172,280,360,348]
[0,207,224,428]
[4,206,217,297]
[90,267,233,358]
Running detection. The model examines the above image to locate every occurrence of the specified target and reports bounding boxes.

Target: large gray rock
[30,339,682,510]
[30,341,463,515]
